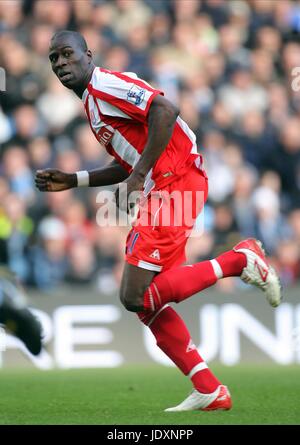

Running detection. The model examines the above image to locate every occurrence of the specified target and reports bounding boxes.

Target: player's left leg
[143,238,282,312]
[119,263,156,312]
[138,305,231,412]
[120,263,231,411]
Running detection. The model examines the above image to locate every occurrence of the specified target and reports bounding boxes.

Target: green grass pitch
[0,365,299,425]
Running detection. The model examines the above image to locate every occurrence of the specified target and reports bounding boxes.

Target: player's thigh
[120,262,156,311]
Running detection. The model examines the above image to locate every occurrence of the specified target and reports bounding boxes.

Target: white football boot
[233,238,282,308]
[165,385,232,412]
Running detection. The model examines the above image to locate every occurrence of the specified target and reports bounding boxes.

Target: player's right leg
[138,304,232,412]
[160,238,281,412]
[164,385,232,412]
[0,272,42,356]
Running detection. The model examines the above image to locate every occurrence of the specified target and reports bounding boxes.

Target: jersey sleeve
[87,68,164,123]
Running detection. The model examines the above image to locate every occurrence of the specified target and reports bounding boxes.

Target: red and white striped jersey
[82,67,201,192]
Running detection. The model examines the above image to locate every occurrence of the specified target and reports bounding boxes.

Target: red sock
[216,250,247,277]
[144,250,246,311]
[138,306,220,393]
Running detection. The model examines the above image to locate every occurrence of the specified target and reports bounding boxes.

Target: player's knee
[119,289,144,312]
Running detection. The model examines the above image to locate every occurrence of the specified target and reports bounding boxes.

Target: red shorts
[125,161,208,272]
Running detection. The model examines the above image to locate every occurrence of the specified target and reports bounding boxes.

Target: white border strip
[137,260,162,272]
[210,259,223,279]
[188,362,208,379]
[148,304,170,327]
[111,130,141,168]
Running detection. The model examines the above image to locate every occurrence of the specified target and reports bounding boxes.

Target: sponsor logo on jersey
[97,126,114,146]
[127,84,145,106]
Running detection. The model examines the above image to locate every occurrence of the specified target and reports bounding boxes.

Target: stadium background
[1,0,300,371]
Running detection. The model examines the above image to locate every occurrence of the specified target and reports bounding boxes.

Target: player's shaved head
[49,30,95,98]
[50,30,88,52]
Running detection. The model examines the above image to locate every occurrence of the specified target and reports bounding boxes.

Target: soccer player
[0,268,42,356]
[35,31,282,411]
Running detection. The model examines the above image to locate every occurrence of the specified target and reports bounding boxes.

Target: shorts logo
[186,339,197,353]
[127,84,145,106]
[150,249,160,260]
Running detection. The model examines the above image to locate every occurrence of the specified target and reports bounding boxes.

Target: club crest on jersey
[127,84,145,106]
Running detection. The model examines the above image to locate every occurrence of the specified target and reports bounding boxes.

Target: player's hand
[115,174,144,213]
[35,169,77,192]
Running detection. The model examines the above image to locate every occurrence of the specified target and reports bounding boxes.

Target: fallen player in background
[0,267,42,356]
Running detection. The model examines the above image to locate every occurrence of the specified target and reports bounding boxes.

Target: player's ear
[86,49,93,62]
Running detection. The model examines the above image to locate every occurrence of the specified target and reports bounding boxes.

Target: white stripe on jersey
[96,98,131,120]
[111,130,141,168]
[86,95,121,135]
[88,95,101,132]
[82,89,88,103]
[95,69,153,112]
[177,116,198,154]
[112,130,155,191]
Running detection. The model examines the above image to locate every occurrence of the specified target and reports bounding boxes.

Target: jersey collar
[81,67,98,102]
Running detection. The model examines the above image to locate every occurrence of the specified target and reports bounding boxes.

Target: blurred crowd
[1,0,300,294]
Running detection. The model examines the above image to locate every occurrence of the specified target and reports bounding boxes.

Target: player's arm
[35,159,129,192]
[131,94,179,183]
[115,95,179,210]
